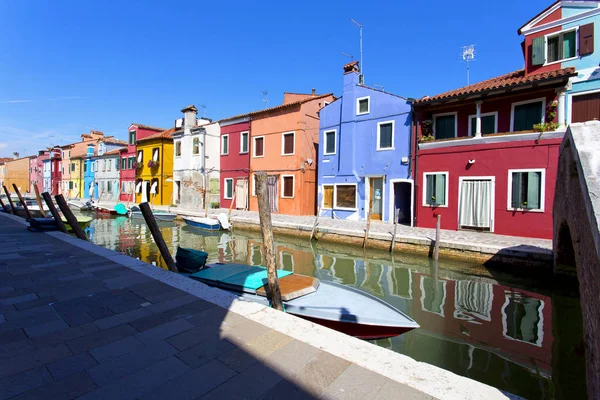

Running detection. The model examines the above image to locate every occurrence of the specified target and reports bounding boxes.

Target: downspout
[412,110,420,228]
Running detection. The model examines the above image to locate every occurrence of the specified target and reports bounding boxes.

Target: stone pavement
[0,212,454,400]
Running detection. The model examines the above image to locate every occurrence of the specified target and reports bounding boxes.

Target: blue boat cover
[114,203,128,215]
[190,263,293,290]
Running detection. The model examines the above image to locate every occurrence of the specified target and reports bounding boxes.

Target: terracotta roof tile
[100,148,126,157]
[101,137,128,146]
[219,93,335,123]
[414,67,576,105]
[131,123,166,132]
[137,127,177,142]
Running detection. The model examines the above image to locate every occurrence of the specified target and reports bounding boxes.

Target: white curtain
[153,149,158,162]
[150,181,158,194]
[88,182,94,197]
[141,181,148,202]
[137,152,143,162]
[135,181,142,193]
[459,180,491,228]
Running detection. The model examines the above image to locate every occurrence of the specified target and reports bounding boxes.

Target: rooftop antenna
[340,52,354,60]
[372,84,385,91]
[461,45,476,85]
[199,104,207,118]
[350,18,363,85]
[262,90,269,109]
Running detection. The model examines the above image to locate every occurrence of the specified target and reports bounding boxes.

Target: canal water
[85,215,586,400]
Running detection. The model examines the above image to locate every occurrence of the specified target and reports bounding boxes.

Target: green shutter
[527,172,541,209]
[511,173,522,208]
[435,174,446,205]
[470,118,477,136]
[482,115,495,134]
[532,36,546,66]
[426,175,434,205]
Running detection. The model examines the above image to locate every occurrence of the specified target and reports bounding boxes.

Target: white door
[141,181,148,203]
[459,179,493,231]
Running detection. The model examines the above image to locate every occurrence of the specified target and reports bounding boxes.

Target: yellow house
[135,128,175,206]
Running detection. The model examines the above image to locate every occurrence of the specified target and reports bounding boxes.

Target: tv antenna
[199,104,207,118]
[350,18,363,84]
[461,45,476,85]
[341,52,354,60]
[262,90,269,109]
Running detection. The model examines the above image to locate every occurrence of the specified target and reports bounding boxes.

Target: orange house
[238,91,334,216]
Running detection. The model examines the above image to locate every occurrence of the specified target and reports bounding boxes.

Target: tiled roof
[219,93,335,123]
[131,123,166,132]
[101,137,128,146]
[414,67,576,105]
[100,148,126,157]
[137,128,177,142]
[0,157,13,164]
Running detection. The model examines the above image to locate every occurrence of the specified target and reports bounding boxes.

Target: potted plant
[132,162,143,170]
[147,160,158,168]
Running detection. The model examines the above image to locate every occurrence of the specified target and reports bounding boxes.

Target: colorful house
[42,158,51,194]
[60,144,73,197]
[4,155,31,194]
[120,124,165,202]
[227,90,334,216]
[0,157,13,190]
[31,150,49,193]
[172,105,221,210]
[135,128,175,206]
[95,138,127,201]
[517,0,600,124]
[83,144,96,200]
[318,62,413,223]
[218,115,251,211]
[49,147,62,196]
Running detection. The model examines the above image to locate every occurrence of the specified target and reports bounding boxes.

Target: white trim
[253,136,265,158]
[521,3,600,36]
[224,178,234,199]
[333,183,358,211]
[279,251,295,272]
[501,293,545,347]
[356,96,370,115]
[240,131,249,154]
[321,184,334,209]
[365,176,386,220]
[388,179,414,227]
[323,129,337,155]
[251,174,256,196]
[281,131,295,156]
[457,176,496,233]
[221,134,229,156]
[422,171,449,208]
[280,174,295,198]
[510,97,546,132]
[543,26,579,66]
[376,120,395,151]
[507,168,546,212]
[467,112,498,136]
[174,140,182,158]
[567,88,600,124]
[432,112,458,139]
[192,137,200,156]
[419,129,565,150]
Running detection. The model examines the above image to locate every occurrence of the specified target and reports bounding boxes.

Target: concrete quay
[0,212,512,399]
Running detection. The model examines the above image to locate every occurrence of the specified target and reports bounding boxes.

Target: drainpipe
[412,110,419,228]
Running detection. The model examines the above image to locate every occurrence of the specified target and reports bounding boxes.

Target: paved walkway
[0,213,447,400]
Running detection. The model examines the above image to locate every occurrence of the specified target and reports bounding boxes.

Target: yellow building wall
[135,139,173,206]
[5,158,31,194]
[71,159,84,198]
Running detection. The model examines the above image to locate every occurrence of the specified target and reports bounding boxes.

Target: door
[267,175,278,213]
[459,179,493,231]
[236,179,248,210]
[572,92,600,123]
[370,178,383,220]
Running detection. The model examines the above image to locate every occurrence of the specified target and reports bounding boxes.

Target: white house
[172,105,221,210]
[95,140,126,202]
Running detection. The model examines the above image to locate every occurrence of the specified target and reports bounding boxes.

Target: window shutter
[527,172,541,209]
[426,176,434,205]
[580,23,594,56]
[435,175,446,205]
[531,36,546,66]
[511,173,522,208]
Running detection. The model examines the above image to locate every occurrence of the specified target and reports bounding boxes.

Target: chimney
[181,105,198,132]
[311,88,316,96]
[13,152,19,160]
[343,61,360,91]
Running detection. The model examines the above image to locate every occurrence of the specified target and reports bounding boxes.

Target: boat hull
[95,207,117,215]
[298,315,415,340]
[182,217,220,231]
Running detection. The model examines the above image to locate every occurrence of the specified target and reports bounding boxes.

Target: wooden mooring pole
[310,206,321,241]
[41,192,68,233]
[390,208,398,253]
[33,183,46,216]
[255,172,283,311]
[0,196,7,213]
[12,184,33,219]
[2,185,16,215]
[139,202,178,272]
[362,212,372,249]
[434,214,441,261]
[55,194,88,241]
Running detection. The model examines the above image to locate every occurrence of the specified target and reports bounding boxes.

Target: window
[61,167,64,174]
[468,112,498,136]
[84,163,87,173]
[107,181,112,192]
[151,178,159,195]
[175,141,182,157]
[68,181,73,190]
[240,131,249,154]
[71,163,75,172]
[137,150,143,163]
[224,178,233,199]
[508,169,545,211]
[107,159,112,171]
[424,172,448,207]
[547,29,577,64]
[281,175,294,198]
[121,182,126,193]
[433,113,457,140]
[129,130,136,145]
[192,137,200,155]
[115,159,119,171]
[152,148,160,162]
[102,159,106,172]
[128,157,134,169]
[511,99,545,132]
[221,135,229,155]
[356,96,370,115]
[377,121,394,150]
[253,136,264,157]
[334,184,357,209]
[324,130,336,155]
[121,158,126,170]
[322,185,333,208]
[282,132,295,155]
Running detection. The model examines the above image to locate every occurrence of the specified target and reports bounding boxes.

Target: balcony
[418,128,566,150]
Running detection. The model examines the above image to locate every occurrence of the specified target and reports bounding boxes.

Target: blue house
[318,62,413,224]
[83,144,96,200]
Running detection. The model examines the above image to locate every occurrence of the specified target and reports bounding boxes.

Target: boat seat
[257,274,320,301]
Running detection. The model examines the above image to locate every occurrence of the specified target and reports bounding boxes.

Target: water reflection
[84,216,586,400]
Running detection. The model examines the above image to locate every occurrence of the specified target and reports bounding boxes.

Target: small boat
[114,203,129,216]
[188,263,419,339]
[94,205,117,215]
[175,247,209,274]
[68,200,94,211]
[129,206,177,222]
[61,215,93,232]
[182,216,221,231]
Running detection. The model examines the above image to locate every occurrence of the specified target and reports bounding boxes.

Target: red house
[50,146,62,196]
[218,117,250,210]
[119,124,165,202]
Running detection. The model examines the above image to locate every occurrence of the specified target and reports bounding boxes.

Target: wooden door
[572,92,600,123]
[370,178,383,221]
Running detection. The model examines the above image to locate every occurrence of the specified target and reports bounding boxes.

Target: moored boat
[68,200,94,211]
[61,215,93,232]
[182,216,221,231]
[188,263,419,339]
[175,247,209,273]
[94,205,117,215]
[129,206,177,222]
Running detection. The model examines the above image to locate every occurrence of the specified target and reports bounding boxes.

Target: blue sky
[0,0,551,157]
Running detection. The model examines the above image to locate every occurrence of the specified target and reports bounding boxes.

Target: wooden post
[12,184,33,219]
[390,207,398,253]
[55,194,88,240]
[41,192,68,233]
[434,214,441,261]
[139,202,177,272]
[33,183,46,216]
[362,212,372,249]
[2,185,15,215]
[310,206,320,241]
[228,184,237,219]
[0,196,7,212]
[255,172,283,311]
